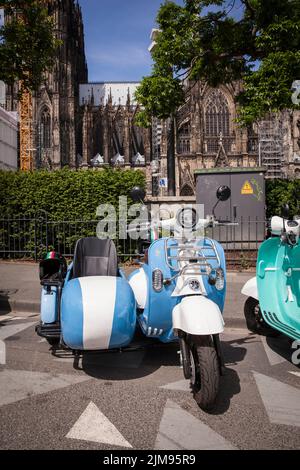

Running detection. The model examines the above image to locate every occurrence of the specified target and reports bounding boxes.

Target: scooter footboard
[61,276,136,350]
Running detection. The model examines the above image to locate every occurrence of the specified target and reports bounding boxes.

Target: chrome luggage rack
[164,237,221,274]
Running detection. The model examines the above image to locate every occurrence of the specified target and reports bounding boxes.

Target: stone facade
[4,2,300,196]
[79,83,151,171]
[156,81,300,197]
[5,0,88,169]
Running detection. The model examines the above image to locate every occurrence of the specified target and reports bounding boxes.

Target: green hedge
[266,179,300,218]
[0,168,145,219]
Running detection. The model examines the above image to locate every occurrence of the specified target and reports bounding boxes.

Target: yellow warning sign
[241,180,254,195]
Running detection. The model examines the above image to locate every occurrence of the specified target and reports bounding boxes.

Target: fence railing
[0,212,266,268]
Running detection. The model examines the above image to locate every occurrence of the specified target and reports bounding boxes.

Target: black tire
[244,297,280,337]
[190,335,220,411]
[46,337,60,347]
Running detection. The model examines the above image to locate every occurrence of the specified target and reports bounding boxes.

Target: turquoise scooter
[242,205,300,340]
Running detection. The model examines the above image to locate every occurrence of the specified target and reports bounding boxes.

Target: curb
[0,299,40,315]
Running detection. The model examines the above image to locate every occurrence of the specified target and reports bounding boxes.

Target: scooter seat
[72,237,118,279]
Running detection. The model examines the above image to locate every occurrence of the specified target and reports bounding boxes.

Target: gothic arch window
[177,121,191,155]
[39,108,51,151]
[180,184,194,196]
[204,90,231,154]
[247,124,258,154]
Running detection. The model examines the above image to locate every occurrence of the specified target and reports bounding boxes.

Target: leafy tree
[135,0,300,126]
[0,1,60,92]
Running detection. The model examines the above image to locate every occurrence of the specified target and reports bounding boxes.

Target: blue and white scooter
[36,185,232,411]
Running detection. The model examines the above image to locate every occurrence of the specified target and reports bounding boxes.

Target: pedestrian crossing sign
[241,180,253,195]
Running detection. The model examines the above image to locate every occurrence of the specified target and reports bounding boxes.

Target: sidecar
[36,237,136,350]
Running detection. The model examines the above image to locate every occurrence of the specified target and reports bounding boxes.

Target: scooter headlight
[152,269,163,292]
[215,268,225,291]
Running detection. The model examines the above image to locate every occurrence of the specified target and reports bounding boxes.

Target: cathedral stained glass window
[177,121,191,155]
[204,90,231,153]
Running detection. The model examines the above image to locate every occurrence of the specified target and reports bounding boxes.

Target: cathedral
[5,0,88,168]
[3,0,300,197]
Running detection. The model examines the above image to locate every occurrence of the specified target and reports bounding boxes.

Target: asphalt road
[0,313,300,450]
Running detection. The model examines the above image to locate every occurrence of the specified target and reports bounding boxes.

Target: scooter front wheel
[189,335,219,412]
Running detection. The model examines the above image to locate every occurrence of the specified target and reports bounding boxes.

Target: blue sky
[79,0,171,82]
[79,0,244,83]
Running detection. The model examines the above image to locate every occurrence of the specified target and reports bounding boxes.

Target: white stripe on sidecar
[78,277,116,350]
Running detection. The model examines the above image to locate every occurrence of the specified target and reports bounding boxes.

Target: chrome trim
[164,237,221,275]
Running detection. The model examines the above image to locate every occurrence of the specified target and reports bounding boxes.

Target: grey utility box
[195,167,266,248]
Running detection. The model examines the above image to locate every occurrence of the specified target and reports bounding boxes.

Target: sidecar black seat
[72,237,118,279]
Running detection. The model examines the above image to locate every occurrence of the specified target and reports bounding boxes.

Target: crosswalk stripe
[155,400,237,450]
[160,379,190,392]
[288,371,300,378]
[253,371,300,427]
[0,321,36,365]
[0,369,90,406]
[260,336,287,366]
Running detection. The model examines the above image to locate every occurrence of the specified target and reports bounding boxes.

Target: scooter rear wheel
[190,335,220,412]
[244,297,280,337]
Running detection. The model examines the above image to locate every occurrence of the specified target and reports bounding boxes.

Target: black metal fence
[0,212,266,268]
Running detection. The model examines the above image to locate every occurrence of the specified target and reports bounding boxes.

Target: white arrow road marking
[0,321,36,365]
[289,371,300,378]
[155,400,237,450]
[260,336,287,366]
[0,369,90,406]
[160,379,190,392]
[66,401,132,448]
[253,371,300,427]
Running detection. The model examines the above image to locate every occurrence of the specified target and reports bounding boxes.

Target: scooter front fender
[241,277,258,300]
[172,296,224,336]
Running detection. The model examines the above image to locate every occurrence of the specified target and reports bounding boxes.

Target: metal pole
[167,115,176,196]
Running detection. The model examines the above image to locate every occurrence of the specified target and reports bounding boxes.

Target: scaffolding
[151,117,162,196]
[258,113,289,179]
[19,87,35,171]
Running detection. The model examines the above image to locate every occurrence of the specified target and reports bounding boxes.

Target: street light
[148,28,176,197]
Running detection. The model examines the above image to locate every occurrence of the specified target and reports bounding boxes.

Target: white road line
[66,401,132,448]
[0,321,36,365]
[260,336,286,366]
[160,379,190,392]
[0,369,90,406]
[288,371,300,378]
[253,371,300,427]
[155,400,237,450]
